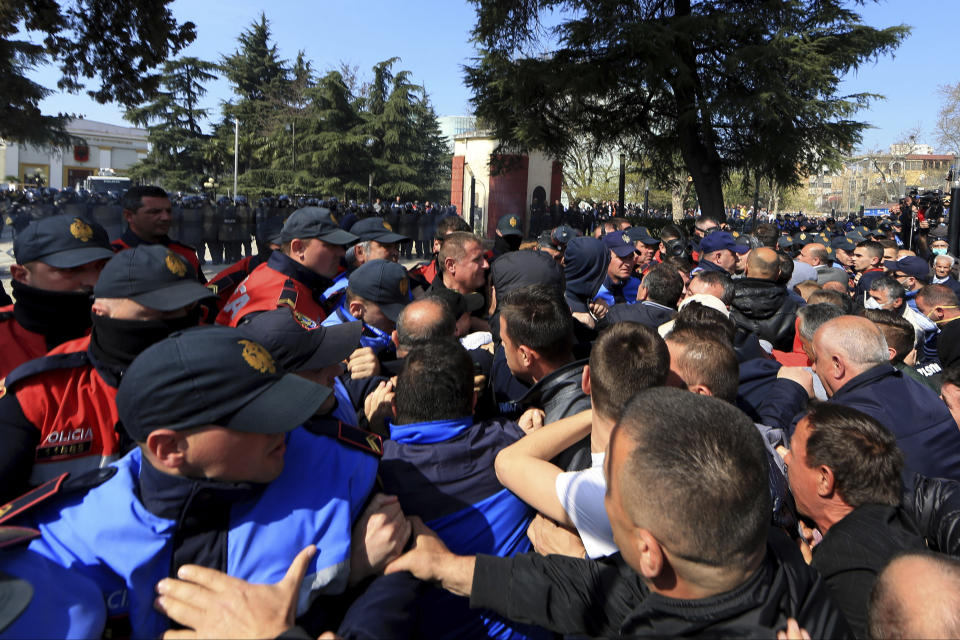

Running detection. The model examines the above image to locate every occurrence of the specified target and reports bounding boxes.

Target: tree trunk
[670,0,726,222]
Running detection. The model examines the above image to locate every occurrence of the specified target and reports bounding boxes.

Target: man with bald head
[812,315,960,479]
[868,551,960,640]
[730,246,799,351]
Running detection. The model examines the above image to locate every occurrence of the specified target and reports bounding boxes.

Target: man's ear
[443,256,456,275]
[145,429,185,470]
[832,354,845,381]
[634,528,665,580]
[636,284,649,302]
[122,210,134,224]
[289,238,306,258]
[581,364,592,396]
[391,329,399,348]
[348,299,365,321]
[688,384,712,397]
[817,465,836,498]
[518,345,536,368]
[9,263,28,284]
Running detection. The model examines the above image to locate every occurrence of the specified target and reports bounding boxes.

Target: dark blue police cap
[497,214,522,237]
[13,215,114,268]
[830,236,856,252]
[700,231,749,255]
[117,326,331,441]
[347,259,411,322]
[602,230,637,258]
[551,225,577,245]
[281,207,357,245]
[350,217,408,243]
[625,226,659,245]
[238,308,361,372]
[93,245,215,311]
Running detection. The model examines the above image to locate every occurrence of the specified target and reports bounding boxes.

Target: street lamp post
[233,119,239,204]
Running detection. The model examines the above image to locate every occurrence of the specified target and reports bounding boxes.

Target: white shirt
[555,452,617,558]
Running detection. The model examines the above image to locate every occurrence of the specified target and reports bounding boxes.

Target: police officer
[594,231,642,305]
[417,201,436,258]
[111,185,206,282]
[0,245,215,501]
[89,191,123,240]
[321,217,408,305]
[178,195,205,264]
[322,259,411,357]
[1,324,408,638]
[398,203,418,260]
[207,216,284,313]
[236,195,254,258]
[217,206,357,327]
[218,196,242,263]
[1,215,114,378]
[493,213,523,258]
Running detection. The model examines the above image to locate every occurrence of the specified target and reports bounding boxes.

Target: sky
[24,0,960,154]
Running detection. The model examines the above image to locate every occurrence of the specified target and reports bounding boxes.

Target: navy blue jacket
[379,417,548,640]
[604,300,674,329]
[829,364,960,480]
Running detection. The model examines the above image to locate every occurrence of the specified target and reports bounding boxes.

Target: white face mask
[864,297,882,310]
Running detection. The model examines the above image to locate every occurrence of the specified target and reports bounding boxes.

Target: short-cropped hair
[642,264,684,308]
[395,338,474,424]
[615,388,770,566]
[589,323,669,421]
[666,328,739,403]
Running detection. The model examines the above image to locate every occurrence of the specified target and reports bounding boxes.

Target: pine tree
[125,57,218,191]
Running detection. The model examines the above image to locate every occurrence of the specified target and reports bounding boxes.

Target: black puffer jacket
[730,277,799,352]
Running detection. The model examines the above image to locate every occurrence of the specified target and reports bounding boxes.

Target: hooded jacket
[470,528,851,638]
[730,277,799,352]
[562,237,609,313]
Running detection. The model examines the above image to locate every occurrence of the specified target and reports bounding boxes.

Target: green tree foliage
[2,0,195,147]
[124,57,218,191]
[466,0,908,220]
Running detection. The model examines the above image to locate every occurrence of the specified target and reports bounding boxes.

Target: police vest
[112,229,204,283]
[0,306,47,379]
[217,252,332,327]
[17,426,378,638]
[206,253,270,312]
[3,336,124,486]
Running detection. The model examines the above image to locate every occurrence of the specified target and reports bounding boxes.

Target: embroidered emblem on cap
[383,221,393,231]
[293,310,318,329]
[238,339,276,374]
[800,233,807,240]
[399,277,409,297]
[70,218,93,242]
[165,252,187,277]
[509,216,518,228]
[621,233,630,244]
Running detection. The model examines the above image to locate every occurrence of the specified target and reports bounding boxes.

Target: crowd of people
[4,184,960,639]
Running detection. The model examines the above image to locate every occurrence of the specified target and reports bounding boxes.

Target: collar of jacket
[267,251,333,293]
[137,450,264,521]
[832,363,899,398]
[388,416,474,445]
[516,358,588,406]
[121,227,172,248]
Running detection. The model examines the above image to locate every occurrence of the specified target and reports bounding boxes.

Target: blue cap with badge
[281,207,357,245]
[14,215,114,268]
[347,259,411,322]
[93,245,215,311]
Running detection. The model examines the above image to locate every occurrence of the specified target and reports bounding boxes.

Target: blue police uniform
[322,304,395,354]
[594,274,641,306]
[6,427,377,638]
[379,417,550,640]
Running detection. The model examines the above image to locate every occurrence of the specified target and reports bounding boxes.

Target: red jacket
[3,336,123,487]
[216,252,331,327]
[0,306,48,379]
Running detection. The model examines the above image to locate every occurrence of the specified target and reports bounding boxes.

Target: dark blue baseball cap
[602,230,637,258]
[551,225,576,245]
[883,256,930,281]
[238,307,362,372]
[497,214,522,237]
[281,207,357,245]
[625,226,659,246]
[93,245,216,311]
[14,215,114,268]
[830,236,856,253]
[350,217,408,243]
[347,259,411,322]
[117,326,331,441]
[700,231,749,255]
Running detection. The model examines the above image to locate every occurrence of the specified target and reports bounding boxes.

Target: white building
[0,118,148,190]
